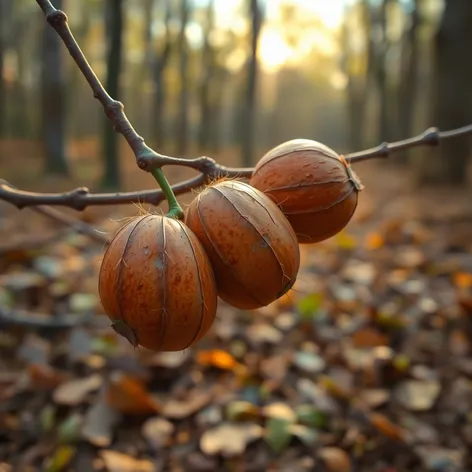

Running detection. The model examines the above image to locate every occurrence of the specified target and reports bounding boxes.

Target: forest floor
[1,139,472,471]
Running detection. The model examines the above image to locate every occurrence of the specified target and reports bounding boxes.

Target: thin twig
[346,125,472,163]
[31,206,108,243]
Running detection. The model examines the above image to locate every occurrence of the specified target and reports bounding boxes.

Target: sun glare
[259,29,292,72]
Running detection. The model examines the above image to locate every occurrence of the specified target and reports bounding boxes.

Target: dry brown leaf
[262,403,297,423]
[28,363,69,391]
[142,417,175,449]
[200,422,263,457]
[351,327,388,348]
[369,412,405,442]
[395,380,441,411]
[318,447,352,472]
[105,372,160,415]
[53,375,102,406]
[99,450,156,472]
[162,390,211,420]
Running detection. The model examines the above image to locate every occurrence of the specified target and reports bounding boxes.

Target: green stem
[151,169,184,219]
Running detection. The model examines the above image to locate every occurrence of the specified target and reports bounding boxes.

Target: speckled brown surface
[185,180,300,310]
[98,214,218,351]
[250,139,361,244]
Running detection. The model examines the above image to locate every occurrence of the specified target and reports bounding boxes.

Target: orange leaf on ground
[351,327,389,348]
[369,412,405,443]
[28,363,69,391]
[454,272,472,289]
[105,372,160,415]
[196,350,241,371]
[365,232,385,250]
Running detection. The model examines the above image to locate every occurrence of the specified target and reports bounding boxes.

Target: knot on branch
[197,156,218,176]
[105,100,125,122]
[46,10,68,27]
[422,127,440,146]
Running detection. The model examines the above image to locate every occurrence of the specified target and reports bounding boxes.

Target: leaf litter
[1,203,472,471]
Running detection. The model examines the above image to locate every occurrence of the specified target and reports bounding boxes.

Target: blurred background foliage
[0,0,471,191]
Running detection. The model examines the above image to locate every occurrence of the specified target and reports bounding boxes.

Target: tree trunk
[101,0,124,190]
[377,0,390,142]
[396,0,421,163]
[0,0,11,138]
[341,2,369,151]
[209,67,228,153]
[241,0,263,167]
[176,0,190,156]
[152,0,172,149]
[416,0,472,185]
[41,0,69,175]
[197,0,215,152]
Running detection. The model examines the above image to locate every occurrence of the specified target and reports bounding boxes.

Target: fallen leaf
[69,293,98,313]
[53,375,102,406]
[297,293,323,320]
[142,417,175,450]
[365,232,385,250]
[40,405,56,433]
[143,350,190,369]
[351,327,388,348]
[17,334,50,365]
[359,389,389,409]
[200,422,263,456]
[262,403,297,423]
[162,390,211,419]
[453,272,472,289]
[58,413,83,444]
[295,405,329,428]
[99,450,156,472]
[28,363,68,391]
[395,380,441,411]
[81,399,120,447]
[334,231,357,250]
[0,272,45,290]
[289,424,319,447]
[369,412,405,442]
[196,350,241,371]
[246,323,283,345]
[415,446,464,471]
[265,417,293,453]
[68,328,93,363]
[318,447,352,472]
[342,260,376,285]
[226,401,260,422]
[44,445,76,472]
[260,354,288,382]
[293,351,326,374]
[105,371,160,415]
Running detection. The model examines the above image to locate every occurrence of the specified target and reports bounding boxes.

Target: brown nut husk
[184,179,300,310]
[250,139,364,244]
[98,214,218,352]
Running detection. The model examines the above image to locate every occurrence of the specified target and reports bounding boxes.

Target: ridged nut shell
[98,214,218,352]
[184,180,300,310]
[250,139,363,244]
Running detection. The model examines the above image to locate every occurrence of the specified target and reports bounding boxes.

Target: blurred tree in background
[0,0,470,189]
